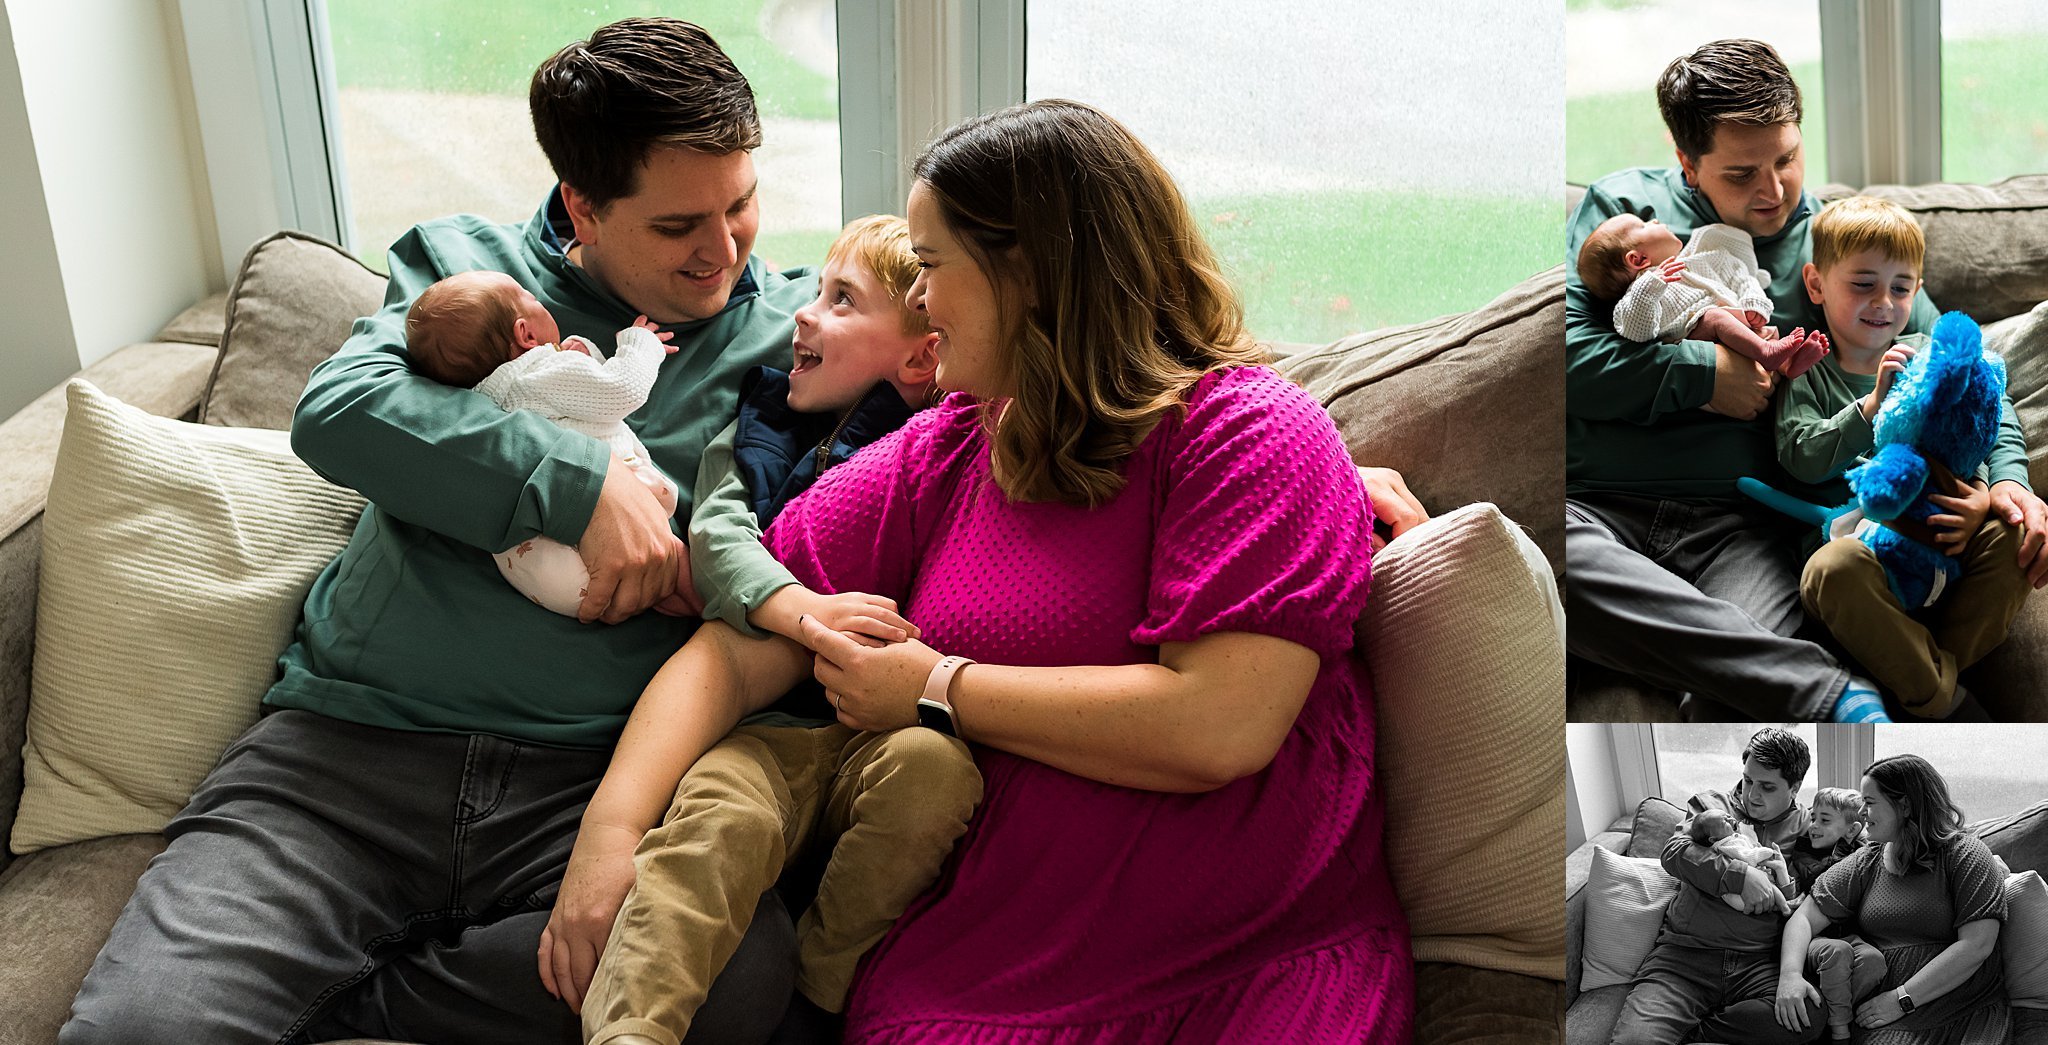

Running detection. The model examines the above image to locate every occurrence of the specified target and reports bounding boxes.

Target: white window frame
[1818,0,1943,186]
[184,0,1027,260]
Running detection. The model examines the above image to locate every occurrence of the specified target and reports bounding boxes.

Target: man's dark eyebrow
[644,181,759,224]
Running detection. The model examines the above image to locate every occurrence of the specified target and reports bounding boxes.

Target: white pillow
[1579,846,1678,992]
[2007,870,2048,1009]
[11,381,364,854]
[1363,501,1567,980]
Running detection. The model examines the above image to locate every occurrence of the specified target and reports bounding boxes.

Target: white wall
[0,5,77,419]
[0,0,216,417]
[1567,724,1626,852]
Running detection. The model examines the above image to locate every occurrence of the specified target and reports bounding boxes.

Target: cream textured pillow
[11,382,364,854]
[1363,500,1566,980]
[2007,870,2048,1009]
[1578,846,1677,992]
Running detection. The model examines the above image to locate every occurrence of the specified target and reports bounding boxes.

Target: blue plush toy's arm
[1850,442,1930,521]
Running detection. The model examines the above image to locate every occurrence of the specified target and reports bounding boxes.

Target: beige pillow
[201,231,386,430]
[1364,500,1566,980]
[1578,846,1677,992]
[11,382,364,854]
[2008,870,2048,1009]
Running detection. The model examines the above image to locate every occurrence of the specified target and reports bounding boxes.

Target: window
[1028,0,1559,343]
[1939,0,2048,183]
[322,1,842,272]
[1872,725,2048,822]
[1565,0,1828,187]
[1651,724,1820,810]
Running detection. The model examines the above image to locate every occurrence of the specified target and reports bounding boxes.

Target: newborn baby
[1689,809,1795,911]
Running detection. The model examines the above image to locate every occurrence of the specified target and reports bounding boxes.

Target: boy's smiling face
[788,254,932,414]
[1805,805,1857,849]
[1803,248,1921,357]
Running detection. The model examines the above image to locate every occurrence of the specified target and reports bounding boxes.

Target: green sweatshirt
[1775,330,2031,549]
[272,196,817,748]
[1565,167,1941,499]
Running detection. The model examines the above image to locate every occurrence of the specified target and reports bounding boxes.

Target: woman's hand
[801,615,944,731]
[1774,975,1820,1032]
[538,822,641,1013]
[1357,466,1428,551]
[1855,989,1906,1028]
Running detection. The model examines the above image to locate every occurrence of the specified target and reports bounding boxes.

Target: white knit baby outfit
[476,326,678,616]
[1612,223,1776,344]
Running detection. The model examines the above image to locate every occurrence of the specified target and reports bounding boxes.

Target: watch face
[917,698,957,737]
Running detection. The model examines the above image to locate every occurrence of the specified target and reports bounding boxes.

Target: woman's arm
[1773,896,1831,1032]
[538,620,811,1011]
[1855,919,2001,1028]
[802,621,1318,793]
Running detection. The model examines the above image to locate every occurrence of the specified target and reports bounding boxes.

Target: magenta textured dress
[764,367,1412,1043]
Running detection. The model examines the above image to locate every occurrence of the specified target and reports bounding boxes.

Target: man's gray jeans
[59,709,798,1045]
[1566,493,1850,720]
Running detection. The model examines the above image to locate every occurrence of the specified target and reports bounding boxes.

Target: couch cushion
[1564,982,1631,1045]
[201,231,385,430]
[1816,177,2048,325]
[1363,501,1564,980]
[154,290,231,348]
[1625,797,1685,858]
[1278,265,1564,570]
[2006,871,2048,1009]
[11,383,365,854]
[1982,801,2048,885]
[1578,846,1677,994]
[0,833,165,1045]
[1414,961,1564,1045]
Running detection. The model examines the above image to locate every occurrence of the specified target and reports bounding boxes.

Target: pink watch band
[922,655,974,711]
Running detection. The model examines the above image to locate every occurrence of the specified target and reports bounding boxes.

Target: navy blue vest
[731,366,918,527]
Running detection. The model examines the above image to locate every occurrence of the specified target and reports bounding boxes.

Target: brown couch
[1564,796,2048,1045]
[0,231,1567,1044]
[1567,175,2048,721]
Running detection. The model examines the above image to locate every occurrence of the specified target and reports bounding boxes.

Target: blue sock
[1831,679,1891,723]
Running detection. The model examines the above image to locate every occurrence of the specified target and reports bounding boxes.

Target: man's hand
[1357,466,1428,551]
[649,538,703,618]
[1739,864,1791,915]
[538,823,640,1013]
[1703,344,1776,421]
[1774,975,1820,1032]
[1929,480,1992,556]
[577,456,681,624]
[1990,480,2048,589]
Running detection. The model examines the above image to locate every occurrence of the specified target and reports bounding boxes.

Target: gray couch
[0,230,1567,1044]
[1567,175,2048,721]
[1565,796,2048,1045]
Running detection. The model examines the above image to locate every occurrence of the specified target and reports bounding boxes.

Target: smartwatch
[917,655,973,737]
[1897,989,1915,1014]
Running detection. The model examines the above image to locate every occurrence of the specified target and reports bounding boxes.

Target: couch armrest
[1564,827,1631,1006]
[0,341,218,869]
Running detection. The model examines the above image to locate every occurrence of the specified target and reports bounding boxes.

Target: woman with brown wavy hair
[1774,755,2010,1044]
[579,98,1422,1044]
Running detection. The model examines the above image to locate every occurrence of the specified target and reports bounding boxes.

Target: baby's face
[1693,810,1736,843]
[1805,806,1857,849]
[502,279,562,351]
[1623,217,1684,269]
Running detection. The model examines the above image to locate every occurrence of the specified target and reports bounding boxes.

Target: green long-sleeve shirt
[272,194,817,748]
[688,417,797,640]
[1775,330,2032,549]
[1565,167,1943,499]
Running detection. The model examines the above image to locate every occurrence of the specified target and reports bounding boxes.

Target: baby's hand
[787,587,920,649]
[632,315,680,354]
[1658,258,1687,283]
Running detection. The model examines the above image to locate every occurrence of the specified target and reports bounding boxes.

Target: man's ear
[1675,148,1699,189]
[1802,262,1824,305]
[560,183,603,246]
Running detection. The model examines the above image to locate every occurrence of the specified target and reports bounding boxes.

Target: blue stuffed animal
[1739,310,2006,609]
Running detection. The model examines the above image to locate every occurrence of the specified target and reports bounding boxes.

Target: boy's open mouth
[792,343,823,376]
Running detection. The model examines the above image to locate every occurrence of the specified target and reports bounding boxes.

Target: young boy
[1774,196,2032,718]
[1577,213,1829,377]
[403,270,686,616]
[568,215,981,1045]
[1790,788,1885,1041]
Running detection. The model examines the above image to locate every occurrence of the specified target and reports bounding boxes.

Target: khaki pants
[583,723,982,1045]
[1800,517,2031,718]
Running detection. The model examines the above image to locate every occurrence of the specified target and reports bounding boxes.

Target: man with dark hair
[1609,728,1825,1045]
[61,18,810,1045]
[1564,38,2046,721]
